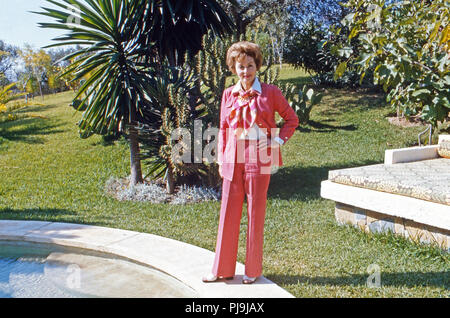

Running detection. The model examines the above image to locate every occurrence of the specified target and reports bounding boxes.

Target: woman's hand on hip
[258,138,281,151]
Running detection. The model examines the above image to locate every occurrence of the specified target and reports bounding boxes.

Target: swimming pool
[0,240,197,298]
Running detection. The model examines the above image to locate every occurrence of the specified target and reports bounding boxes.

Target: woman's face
[235,55,257,90]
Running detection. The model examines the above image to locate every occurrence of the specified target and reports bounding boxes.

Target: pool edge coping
[0,220,295,298]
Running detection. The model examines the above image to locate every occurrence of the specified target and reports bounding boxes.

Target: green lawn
[0,71,449,297]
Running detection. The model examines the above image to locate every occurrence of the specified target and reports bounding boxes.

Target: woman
[203,41,299,284]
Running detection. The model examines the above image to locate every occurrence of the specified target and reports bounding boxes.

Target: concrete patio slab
[0,220,294,298]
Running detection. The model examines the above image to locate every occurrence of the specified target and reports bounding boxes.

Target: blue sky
[0,0,73,49]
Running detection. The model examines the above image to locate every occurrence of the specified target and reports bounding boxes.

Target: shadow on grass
[267,272,450,290]
[0,117,66,144]
[13,103,60,114]
[268,160,380,201]
[0,208,130,231]
[278,76,313,87]
[90,134,124,147]
[297,120,358,133]
[319,89,387,117]
[0,208,78,219]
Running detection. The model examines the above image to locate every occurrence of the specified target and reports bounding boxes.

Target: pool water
[0,241,197,298]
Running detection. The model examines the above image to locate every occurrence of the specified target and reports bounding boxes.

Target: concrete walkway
[0,220,294,298]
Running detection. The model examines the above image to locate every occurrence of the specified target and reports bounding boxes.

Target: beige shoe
[242,275,257,284]
[202,273,233,283]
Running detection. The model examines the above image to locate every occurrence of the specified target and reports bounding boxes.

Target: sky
[0,0,74,50]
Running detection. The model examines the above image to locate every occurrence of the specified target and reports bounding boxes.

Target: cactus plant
[282,84,323,125]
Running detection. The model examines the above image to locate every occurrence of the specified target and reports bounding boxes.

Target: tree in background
[217,0,279,38]
[290,0,349,27]
[218,0,297,66]
[0,40,19,87]
[284,20,335,74]
[283,0,347,75]
[254,5,291,67]
[335,0,449,128]
[283,0,376,88]
[47,47,79,93]
[19,45,53,99]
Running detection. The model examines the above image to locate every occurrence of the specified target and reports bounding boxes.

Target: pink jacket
[217,82,299,181]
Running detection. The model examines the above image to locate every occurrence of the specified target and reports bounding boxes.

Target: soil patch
[387,116,426,128]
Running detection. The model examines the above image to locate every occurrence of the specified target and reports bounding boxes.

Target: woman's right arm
[217,89,229,171]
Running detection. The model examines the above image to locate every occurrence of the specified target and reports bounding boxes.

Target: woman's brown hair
[226,41,263,74]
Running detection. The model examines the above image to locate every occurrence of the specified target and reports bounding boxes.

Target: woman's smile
[235,55,257,91]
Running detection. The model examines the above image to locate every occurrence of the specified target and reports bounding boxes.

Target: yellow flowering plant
[0,83,27,123]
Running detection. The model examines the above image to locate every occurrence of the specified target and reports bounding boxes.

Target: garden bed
[104,176,220,205]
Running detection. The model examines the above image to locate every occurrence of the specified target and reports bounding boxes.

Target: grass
[0,73,449,298]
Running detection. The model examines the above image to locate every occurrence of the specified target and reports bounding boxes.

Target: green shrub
[335,0,450,128]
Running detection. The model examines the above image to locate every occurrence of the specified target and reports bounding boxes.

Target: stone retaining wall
[335,202,450,251]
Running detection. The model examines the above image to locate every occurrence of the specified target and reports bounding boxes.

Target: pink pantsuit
[213,79,299,277]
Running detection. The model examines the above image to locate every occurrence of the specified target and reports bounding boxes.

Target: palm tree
[34,0,233,185]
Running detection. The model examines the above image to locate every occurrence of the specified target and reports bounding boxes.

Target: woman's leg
[243,140,271,278]
[212,163,245,277]
[244,171,271,277]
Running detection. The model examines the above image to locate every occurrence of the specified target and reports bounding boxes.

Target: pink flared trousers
[212,139,272,278]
